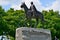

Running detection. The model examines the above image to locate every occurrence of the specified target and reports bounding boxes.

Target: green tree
[0,6,60,40]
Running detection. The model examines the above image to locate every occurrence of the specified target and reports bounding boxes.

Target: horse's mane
[24,3,29,10]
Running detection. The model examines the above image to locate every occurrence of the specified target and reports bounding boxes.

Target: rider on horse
[30,2,37,16]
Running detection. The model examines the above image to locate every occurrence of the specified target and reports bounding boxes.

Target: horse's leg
[36,18,39,26]
[28,19,32,27]
[34,18,38,28]
[23,18,28,27]
[29,13,32,28]
[41,17,45,28]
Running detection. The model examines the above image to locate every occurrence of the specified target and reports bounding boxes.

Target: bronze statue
[30,2,37,16]
[21,2,45,28]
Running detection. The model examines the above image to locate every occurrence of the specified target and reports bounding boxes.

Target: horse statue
[21,3,45,28]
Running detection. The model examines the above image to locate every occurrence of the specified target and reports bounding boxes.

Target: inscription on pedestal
[16,27,51,40]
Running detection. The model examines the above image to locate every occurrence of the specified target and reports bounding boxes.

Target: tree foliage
[0,6,60,40]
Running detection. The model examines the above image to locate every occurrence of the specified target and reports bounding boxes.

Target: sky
[0,0,60,14]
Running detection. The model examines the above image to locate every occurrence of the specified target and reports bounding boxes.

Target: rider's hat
[31,2,33,4]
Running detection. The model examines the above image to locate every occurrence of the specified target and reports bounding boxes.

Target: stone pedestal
[16,27,51,40]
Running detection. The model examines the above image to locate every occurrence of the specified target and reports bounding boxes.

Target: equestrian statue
[20,2,45,28]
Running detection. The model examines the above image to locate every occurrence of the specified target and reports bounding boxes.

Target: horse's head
[21,2,28,12]
[21,2,25,8]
